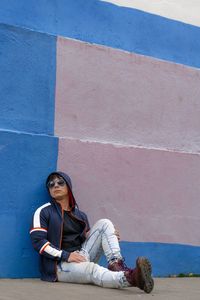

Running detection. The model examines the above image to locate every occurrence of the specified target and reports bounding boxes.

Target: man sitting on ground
[30,171,154,293]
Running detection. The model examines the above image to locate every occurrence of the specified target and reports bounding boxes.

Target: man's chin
[53,197,64,201]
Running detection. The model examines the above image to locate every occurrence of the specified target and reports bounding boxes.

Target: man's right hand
[68,251,87,263]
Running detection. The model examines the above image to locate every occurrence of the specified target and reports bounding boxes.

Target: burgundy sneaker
[124,257,154,293]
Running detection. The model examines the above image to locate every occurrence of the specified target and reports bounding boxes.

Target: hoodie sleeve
[30,203,70,262]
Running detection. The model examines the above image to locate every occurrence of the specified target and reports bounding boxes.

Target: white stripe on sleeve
[33,202,51,228]
[44,245,62,258]
[30,228,47,234]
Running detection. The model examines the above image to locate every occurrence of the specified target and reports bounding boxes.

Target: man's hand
[68,251,88,263]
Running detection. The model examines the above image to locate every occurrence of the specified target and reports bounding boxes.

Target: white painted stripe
[100,0,200,27]
[30,228,47,234]
[44,245,62,258]
[39,241,50,254]
[33,202,51,228]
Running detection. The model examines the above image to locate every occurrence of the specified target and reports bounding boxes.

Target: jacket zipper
[60,207,64,248]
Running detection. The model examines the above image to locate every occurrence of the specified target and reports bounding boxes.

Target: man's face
[47,176,69,201]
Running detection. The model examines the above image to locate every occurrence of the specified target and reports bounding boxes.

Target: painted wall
[0,24,56,134]
[0,24,58,277]
[0,0,200,68]
[0,0,200,278]
[55,38,200,153]
[0,131,58,277]
[100,0,200,27]
[54,1,200,276]
[55,37,200,276]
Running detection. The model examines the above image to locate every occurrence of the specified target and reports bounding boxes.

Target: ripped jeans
[57,219,129,288]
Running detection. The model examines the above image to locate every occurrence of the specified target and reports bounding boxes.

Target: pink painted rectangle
[58,138,200,246]
[55,37,200,153]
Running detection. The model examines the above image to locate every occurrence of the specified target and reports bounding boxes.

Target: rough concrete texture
[0,278,200,300]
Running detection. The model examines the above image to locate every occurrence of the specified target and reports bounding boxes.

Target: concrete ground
[0,278,200,300]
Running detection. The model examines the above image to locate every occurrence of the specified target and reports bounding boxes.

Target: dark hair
[46,174,63,185]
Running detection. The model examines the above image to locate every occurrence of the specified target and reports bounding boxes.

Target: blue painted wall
[0,1,199,278]
[0,130,58,277]
[100,242,200,277]
[0,24,56,135]
[0,24,58,277]
[0,0,200,68]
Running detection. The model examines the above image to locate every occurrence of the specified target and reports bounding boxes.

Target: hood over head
[46,171,76,209]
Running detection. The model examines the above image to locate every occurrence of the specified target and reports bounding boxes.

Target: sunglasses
[47,178,66,189]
